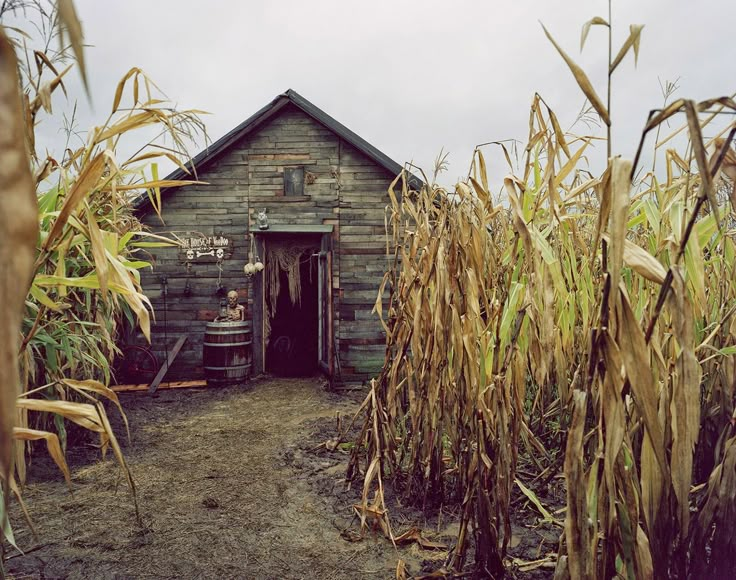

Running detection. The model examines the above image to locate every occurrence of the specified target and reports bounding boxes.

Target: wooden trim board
[112,380,207,393]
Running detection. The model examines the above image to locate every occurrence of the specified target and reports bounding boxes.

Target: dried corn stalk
[1,1,207,550]
[0,26,38,554]
[349,90,736,577]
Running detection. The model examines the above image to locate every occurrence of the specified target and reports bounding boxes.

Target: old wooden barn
[130,89,410,386]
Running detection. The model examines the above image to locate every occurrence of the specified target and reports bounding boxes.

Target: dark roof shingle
[134,89,418,210]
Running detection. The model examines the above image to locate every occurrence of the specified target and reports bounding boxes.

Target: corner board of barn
[129,89,404,388]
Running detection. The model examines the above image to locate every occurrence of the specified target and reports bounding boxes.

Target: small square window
[284,166,305,196]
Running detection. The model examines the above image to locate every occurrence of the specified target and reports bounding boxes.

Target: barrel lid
[206,320,251,327]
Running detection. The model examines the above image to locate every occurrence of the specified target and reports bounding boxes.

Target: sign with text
[179,234,234,262]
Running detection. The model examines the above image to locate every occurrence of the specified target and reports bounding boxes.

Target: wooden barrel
[203,321,252,386]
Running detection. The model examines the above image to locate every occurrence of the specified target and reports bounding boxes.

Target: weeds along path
[7,378,403,579]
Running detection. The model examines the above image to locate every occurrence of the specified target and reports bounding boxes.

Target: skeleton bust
[215,290,245,322]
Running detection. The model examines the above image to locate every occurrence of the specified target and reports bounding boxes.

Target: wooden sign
[179,234,234,262]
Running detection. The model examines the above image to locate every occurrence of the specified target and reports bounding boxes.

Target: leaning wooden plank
[148,335,188,394]
[112,380,206,393]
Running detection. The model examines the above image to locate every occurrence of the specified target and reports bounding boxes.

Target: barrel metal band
[203,364,252,371]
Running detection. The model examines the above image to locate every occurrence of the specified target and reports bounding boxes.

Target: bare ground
[5,377,559,579]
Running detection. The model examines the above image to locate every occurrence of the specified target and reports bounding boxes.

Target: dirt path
[6,378,423,579]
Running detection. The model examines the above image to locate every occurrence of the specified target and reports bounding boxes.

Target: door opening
[264,237,320,376]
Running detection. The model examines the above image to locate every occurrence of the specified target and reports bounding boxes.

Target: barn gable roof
[134,89,415,210]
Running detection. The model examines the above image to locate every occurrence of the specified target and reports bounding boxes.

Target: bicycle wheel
[119,345,159,384]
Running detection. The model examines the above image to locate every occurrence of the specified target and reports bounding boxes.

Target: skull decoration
[256,208,269,230]
[227,290,239,308]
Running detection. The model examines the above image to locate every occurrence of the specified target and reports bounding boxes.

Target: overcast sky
[19,0,736,188]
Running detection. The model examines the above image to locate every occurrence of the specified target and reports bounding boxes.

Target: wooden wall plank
[136,103,396,385]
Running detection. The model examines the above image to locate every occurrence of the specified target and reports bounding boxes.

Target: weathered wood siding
[336,143,393,379]
[137,103,393,384]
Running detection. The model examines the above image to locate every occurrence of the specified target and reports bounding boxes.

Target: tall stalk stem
[607,0,612,159]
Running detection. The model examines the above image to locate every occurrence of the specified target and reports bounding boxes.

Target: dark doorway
[265,246,319,376]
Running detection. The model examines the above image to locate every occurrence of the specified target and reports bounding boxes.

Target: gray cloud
[22,0,736,188]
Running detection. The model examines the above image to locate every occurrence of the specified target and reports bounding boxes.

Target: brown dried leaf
[112,179,202,192]
[563,391,593,580]
[112,67,144,113]
[618,288,669,477]
[44,152,108,250]
[85,203,109,296]
[62,378,130,440]
[547,104,572,159]
[478,149,489,194]
[396,559,407,580]
[685,100,720,226]
[689,436,736,577]
[58,0,88,94]
[13,428,71,488]
[506,178,533,260]
[601,334,626,520]
[15,398,104,433]
[634,523,654,578]
[639,432,664,543]
[602,235,667,284]
[610,25,644,73]
[394,526,447,550]
[541,23,610,126]
[668,269,701,530]
[553,138,591,190]
[711,137,736,210]
[608,158,633,294]
[512,556,558,573]
[28,64,72,115]
[593,163,612,254]
[580,16,609,51]
[644,98,687,134]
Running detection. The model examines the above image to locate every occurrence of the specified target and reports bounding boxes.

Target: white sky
[14,0,736,188]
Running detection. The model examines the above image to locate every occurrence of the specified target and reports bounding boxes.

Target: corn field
[0,1,204,563]
[347,16,736,579]
[1,1,735,578]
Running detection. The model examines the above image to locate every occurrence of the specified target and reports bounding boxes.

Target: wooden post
[252,236,266,374]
